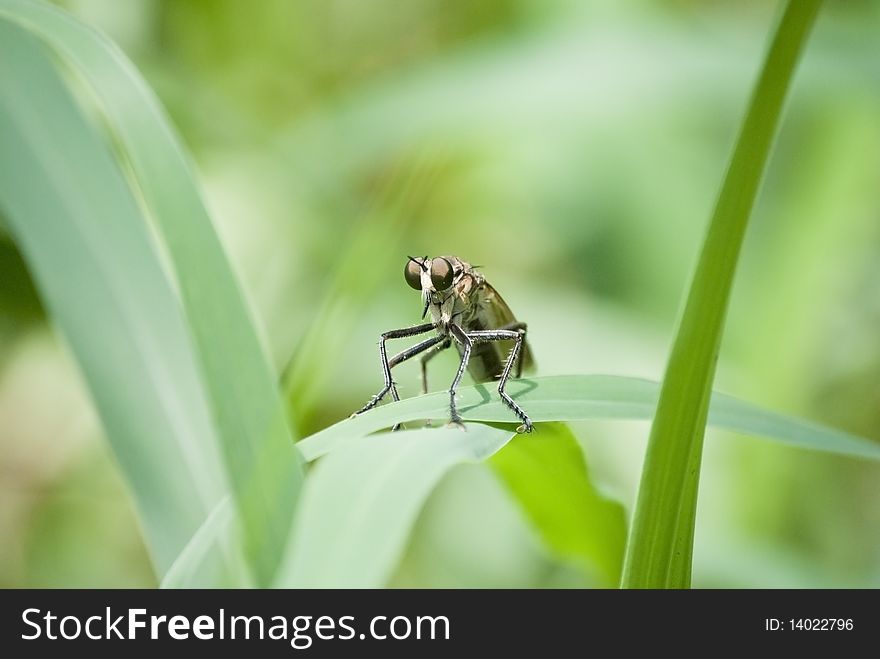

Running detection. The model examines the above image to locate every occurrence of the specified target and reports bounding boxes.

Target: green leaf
[489,423,627,587]
[297,375,880,463]
[0,19,229,578]
[622,0,824,588]
[160,497,253,589]
[276,424,514,587]
[0,0,304,585]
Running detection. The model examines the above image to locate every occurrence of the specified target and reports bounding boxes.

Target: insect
[351,255,534,433]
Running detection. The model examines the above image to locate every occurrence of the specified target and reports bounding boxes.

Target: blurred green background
[1,0,879,587]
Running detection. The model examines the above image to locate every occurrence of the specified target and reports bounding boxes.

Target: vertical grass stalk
[621,0,824,588]
[0,0,305,585]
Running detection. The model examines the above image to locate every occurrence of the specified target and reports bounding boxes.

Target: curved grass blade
[297,375,880,464]
[275,424,514,587]
[160,497,253,589]
[0,20,229,578]
[299,375,655,461]
[488,423,627,586]
[622,0,824,588]
[0,0,304,584]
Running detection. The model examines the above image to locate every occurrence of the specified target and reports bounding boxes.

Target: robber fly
[351,255,534,433]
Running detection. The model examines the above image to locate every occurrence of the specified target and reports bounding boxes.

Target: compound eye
[404,259,423,290]
[430,257,454,291]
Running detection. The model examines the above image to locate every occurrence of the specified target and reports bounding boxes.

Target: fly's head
[405,255,456,324]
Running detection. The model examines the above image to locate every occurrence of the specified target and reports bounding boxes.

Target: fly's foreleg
[385,333,447,430]
[446,325,472,429]
[352,323,436,417]
[468,328,533,433]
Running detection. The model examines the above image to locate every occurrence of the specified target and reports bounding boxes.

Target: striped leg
[352,323,436,417]
[446,324,472,429]
[497,321,528,378]
[466,328,532,433]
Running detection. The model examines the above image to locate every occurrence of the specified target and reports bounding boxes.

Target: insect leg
[385,333,447,430]
[352,323,435,417]
[497,321,527,378]
[420,337,452,394]
[388,334,448,370]
[467,329,533,433]
[446,324,472,429]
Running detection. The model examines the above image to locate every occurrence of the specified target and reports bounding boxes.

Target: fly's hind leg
[467,328,533,433]
[498,329,532,433]
[497,321,527,378]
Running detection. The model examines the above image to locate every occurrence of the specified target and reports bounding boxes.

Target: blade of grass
[0,20,230,579]
[296,375,880,463]
[621,0,824,588]
[160,497,253,589]
[275,424,515,587]
[488,423,627,586]
[0,0,304,585]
